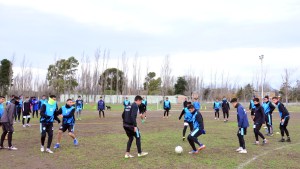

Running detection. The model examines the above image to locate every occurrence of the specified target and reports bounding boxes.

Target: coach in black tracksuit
[253,98,267,145]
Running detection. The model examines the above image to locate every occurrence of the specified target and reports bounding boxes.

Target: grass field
[0,105,299,169]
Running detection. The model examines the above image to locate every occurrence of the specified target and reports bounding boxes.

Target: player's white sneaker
[22,125,26,128]
[239,149,247,154]
[46,148,54,154]
[125,154,134,159]
[8,146,18,150]
[26,124,31,127]
[41,146,45,152]
[214,118,217,120]
[138,152,148,157]
[236,147,243,152]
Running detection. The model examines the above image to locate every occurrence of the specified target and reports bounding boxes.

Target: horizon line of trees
[1,49,299,104]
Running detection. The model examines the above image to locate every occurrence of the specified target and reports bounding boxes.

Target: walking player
[75,96,84,120]
[222,97,230,122]
[213,99,221,120]
[253,98,268,145]
[22,97,31,127]
[230,98,249,154]
[163,97,171,118]
[97,97,105,118]
[122,95,148,158]
[40,95,60,153]
[54,99,78,149]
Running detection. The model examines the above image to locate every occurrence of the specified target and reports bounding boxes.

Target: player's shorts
[59,124,75,133]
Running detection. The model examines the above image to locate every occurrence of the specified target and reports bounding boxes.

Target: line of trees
[1,51,299,104]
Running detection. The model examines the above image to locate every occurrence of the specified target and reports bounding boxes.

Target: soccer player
[230,98,249,154]
[123,97,131,109]
[253,98,268,145]
[222,97,230,122]
[141,97,148,119]
[40,95,60,154]
[22,97,31,127]
[263,96,275,136]
[183,98,188,108]
[54,99,78,149]
[0,96,5,124]
[179,102,193,141]
[249,96,256,120]
[97,97,105,118]
[187,105,206,154]
[163,97,171,118]
[272,97,291,142]
[39,95,48,109]
[0,96,20,150]
[31,97,39,118]
[15,95,23,123]
[75,96,84,120]
[193,98,201,112]
[122,95,148,158]
[213,98,221,120]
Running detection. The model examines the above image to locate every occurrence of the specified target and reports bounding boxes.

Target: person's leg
[22,116,26,125]
[27,116,31,124]
[256,124,265,140]
[99,110,101,118]
[283,117,290,138]
[134,133,142,154]
[17,108,21,122]
[124,126,134,154]
[79,110,82,119]
[167,109,169,117]
[269,114,273,134]
[217,110,219,118]
[41,124,46,147]
[102,110,105,118]
[47,124,53,149]
[188,134,197,151]
[280,124,285,138]
[183,122,188,138]
[0,124,8,147]
[164,110,166,117]
[14,109,17,122]
[254,127,259,141]
[36,110,39,118]
[7,131,13,147]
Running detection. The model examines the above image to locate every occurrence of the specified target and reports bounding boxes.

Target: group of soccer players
[0,95,82,153]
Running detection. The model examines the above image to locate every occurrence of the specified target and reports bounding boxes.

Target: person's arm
[131,105,138,127]
[179,109,185,120]
[40,104,47,117]
[237,107,245,127]
[213,103,215,109]
[269,103,275,114]
[227,102,230,110]
[97,101,100,110]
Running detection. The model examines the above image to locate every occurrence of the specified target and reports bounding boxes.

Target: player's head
[194,98,198,100]
[25,96,29,101]
[42,95,46,100]
[272,96,279,104]
[253,98,260,105]
[49,95,57,101]
[134,95,143,105]
[125,97,128,100]
[66,99,73,106]
[216,98,219,101]
[187,101,192,107]
[230,98,238,107]
[264,96,269,103]
[188,105,195,113]
[100,96,103,100]
[166,97,169,100]
[11,95,15,99]
[0,96,5,103]
[14,96,20,103]
[78,96,81,99]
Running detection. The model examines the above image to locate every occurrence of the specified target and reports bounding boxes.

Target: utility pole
[259,55,264,100]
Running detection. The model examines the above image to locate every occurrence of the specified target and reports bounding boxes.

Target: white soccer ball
[175,146,183,154]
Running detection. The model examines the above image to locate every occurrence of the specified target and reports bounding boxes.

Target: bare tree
[121,51,129,95]
[282,68,294,105]
[161,55,172,96]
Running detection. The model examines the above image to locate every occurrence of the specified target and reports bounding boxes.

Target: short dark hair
[230,98,238,103]
[0,96,5,99]
[78,96,81,98]
[264,96,269,99]
[187,102,192,105]
[14,96,20,100]
[187,105,195,109]
[272,96,278,100]
[253,98,260,102]
[67,99,73,102]
[134,95,143,101]
[50,95,56,98]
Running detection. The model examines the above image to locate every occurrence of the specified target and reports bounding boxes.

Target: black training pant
[123,125,141,154]
[237,128,247,149]
[253,123,265,141]
[280,116,290,137]
[0,122,14,147]
[41,123,54,149]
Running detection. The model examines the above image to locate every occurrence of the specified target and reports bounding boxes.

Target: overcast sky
[1,0,300,89]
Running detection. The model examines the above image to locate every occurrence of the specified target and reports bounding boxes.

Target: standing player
[253,98,268,145]
[213,98,221,120]
[183,98,188,108]
[97,97,105,118]
[31,97,39,118]
[187,105,206,154]
[40,95,60,154]
[75,96,84,120]
[193,98,201,112]
[0,96,5,124]
[222,97,230,122]
[230,98,249,154]
[249,96,256,120]
[179,102,193,141]
[39,95,48,108]
[22,97,31,127]
[123,97,131,109]
[141,97,148,119]
[54,99,78,149]
[122,95,148,158]
[15,95,23,123]
[163,97,171,118]
[272,97,291,142]
[263,96,275,136]
[0,96,20,150]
